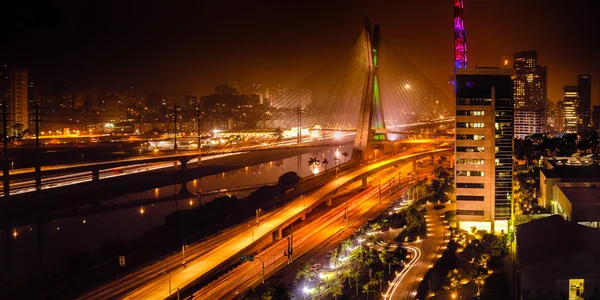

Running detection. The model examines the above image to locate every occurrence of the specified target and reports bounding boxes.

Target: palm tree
[342,152,349,162]
[322,158,329,170]
[307,157,320,171]
[308,157,320,186]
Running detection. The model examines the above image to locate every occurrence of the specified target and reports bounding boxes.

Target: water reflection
[0,144,352,287]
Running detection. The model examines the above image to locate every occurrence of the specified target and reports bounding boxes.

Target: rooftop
[558,186,600,206]
[456,67,514,76]
[517,215,600,267]
[541,166,600,179]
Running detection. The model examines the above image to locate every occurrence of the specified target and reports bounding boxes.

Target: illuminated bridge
[1,16,455,197]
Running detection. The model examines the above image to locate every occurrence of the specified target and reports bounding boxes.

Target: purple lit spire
[454,0,467,73]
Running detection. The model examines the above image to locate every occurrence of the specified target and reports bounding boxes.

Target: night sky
[2,0,599,105]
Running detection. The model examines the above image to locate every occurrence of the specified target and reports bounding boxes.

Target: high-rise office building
[563,86,579,134]
[455,67,514,233]
[9,68,28,134]
[512,51,547,138]
[577,75,591,131]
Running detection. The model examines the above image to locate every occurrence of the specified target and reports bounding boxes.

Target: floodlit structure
[454,67,514,233]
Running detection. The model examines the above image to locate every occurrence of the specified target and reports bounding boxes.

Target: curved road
[386,202,454,300]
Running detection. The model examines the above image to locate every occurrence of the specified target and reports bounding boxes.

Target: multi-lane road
[193,163,411,299]
[79,146,451,299]
[1,152,242,197]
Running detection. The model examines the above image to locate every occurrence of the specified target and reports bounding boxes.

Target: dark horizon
[2,0,599,105]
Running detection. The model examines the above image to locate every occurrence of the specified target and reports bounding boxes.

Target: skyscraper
[563,86,579,134]
[512,51,547,138]
[577,75,592,131]
[9,68,28,134]
[455,67,514,233]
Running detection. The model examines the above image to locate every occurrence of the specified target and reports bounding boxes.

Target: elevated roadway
[81,147,452,299]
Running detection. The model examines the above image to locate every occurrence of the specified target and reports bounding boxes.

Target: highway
[0,152,242,197]
[193,164,412,299]
[79,202,281,300]
[79,146,451,299]
[385,202,454,299]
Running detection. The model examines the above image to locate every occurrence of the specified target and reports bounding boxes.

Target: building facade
[455,67,514,233]
[577,75,592,132]
[513,51,547,139]
[563,86,579,134]
[9,68,29,134]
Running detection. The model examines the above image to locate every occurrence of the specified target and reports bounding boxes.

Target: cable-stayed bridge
[1,17,455,197]
[231,17,454,159]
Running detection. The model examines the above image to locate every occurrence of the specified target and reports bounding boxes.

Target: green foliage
[480,273,511,300]
[277,171,300,186]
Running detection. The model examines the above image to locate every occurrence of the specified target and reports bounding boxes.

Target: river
[0,144,353,288]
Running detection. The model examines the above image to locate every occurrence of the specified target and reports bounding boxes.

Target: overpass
[118,147,452,299]
[269,147,453,240]
[0,139,351,197]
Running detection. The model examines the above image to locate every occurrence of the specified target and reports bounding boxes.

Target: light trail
[384,245,422,299]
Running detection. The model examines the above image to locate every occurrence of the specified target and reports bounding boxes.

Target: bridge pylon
[352,16,388,161]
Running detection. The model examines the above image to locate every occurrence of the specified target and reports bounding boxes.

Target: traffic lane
[81,207,283,299]
[119,148,447,299]
[200,166,410,299]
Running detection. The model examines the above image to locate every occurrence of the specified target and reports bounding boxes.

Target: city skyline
[1,0,599,106]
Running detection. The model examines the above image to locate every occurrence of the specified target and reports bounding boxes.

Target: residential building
[9,68,28,134]
[563,86,579,134]
[454,67,514,233]
[513,51,547,138]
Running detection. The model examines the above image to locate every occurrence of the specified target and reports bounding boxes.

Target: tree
[308,157,320,186]
[269,283,291,300]
[242,287,260,300]
[428,272,447,293]
[278,171,300,186]
[379,243,395,274]
[322,158,329,170]
[11,123,27,140]
[327,276,344,300]
[447,269,463,296]
[375,270,385,292]
[342,152,349,162]
[308,157,320,171]
[296,260,314,290]
[274,127,283,141]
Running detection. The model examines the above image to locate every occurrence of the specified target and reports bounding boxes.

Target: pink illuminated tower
[454,0,467,73]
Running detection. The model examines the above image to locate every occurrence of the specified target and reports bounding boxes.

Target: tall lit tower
[454,0,468,73]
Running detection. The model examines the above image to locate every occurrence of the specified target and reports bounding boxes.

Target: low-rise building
[539,166,600,228]
[517,215,600,299]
